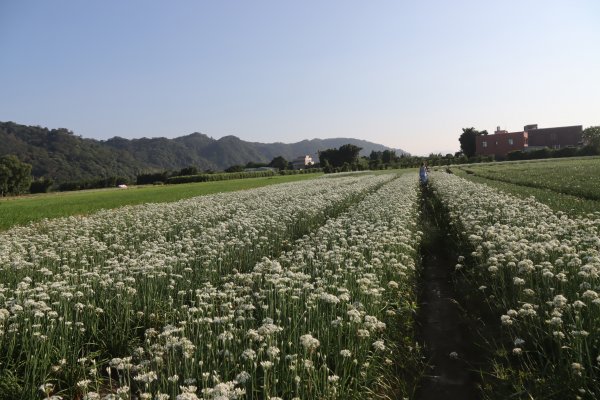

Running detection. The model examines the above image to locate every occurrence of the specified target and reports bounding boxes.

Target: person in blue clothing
[419,162,428,185]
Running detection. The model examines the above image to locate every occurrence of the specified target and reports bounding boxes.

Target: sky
[1,1,599,155]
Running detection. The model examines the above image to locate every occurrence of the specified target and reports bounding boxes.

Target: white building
[291,155,314,170]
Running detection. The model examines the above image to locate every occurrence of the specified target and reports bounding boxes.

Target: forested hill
[0,121,406,183]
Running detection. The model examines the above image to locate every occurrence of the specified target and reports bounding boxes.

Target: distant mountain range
[0,121,407,183]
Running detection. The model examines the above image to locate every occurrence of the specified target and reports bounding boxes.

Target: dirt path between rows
[415,184,479,400]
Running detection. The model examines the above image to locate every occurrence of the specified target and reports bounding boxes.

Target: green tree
[381,149,397,165]
[368,151,383,169]
[583,126,600,149]
[318,149,338,168]
[0,155,32,196]
[319,144,362,169]
[0,163,10,196]
[245,161,268,169]
[459,127,488,158]
[338,144,362,166]
[268,156,288,170]
[225,165,244,173]
[29,177,54,194]
[179,166,198,176]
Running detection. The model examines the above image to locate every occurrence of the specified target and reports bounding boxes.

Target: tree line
[0,155,32,196]
[3,126,599,197]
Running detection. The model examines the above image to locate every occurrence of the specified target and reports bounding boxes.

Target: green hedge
[278,168,322,175]
[166,168,322,184]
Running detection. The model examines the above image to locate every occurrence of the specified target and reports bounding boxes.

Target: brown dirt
[415,186,479,400]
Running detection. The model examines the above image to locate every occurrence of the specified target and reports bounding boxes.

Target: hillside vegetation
[0,121,405,183]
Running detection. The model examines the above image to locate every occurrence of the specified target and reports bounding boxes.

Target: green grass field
[458,156,600,200]
[0,173,323,231]
[452,157,600,216]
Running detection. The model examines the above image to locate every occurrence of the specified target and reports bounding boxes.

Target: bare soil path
[415,184,479,400]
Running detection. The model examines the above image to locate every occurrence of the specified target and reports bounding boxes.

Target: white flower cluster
[0,173,423,398]
[430,172,600,392]
[128,176,418,398]
[106,174,420,398]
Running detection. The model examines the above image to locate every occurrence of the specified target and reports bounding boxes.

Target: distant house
[476,127,528,158]
[475,124,583,157]
[291,155,314,170]
[525,124,583,150]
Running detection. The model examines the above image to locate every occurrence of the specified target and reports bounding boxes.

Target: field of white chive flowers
[0,173,422,400]
[430,171,600,399]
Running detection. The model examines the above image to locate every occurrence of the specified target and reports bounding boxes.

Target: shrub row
[166,168,322,184]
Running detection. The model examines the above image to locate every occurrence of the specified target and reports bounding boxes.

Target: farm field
[456,156,600,202]
[3,165,600,399]
[0,173,322,231]
[0,172,424,399]
[429,171,600,399]
[452,167,600,217]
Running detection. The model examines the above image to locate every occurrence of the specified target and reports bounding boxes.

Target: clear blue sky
[1,1,598,155]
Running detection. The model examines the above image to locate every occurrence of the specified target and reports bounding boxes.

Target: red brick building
[526,125,583,149]
[475,124,583,157]
[475,128,528,157]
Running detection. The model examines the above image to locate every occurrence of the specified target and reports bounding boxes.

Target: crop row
[430,172,600,398]
[460,157,600,201]
[100,173,421,399]
[0,173,398,399]
[0,175,416,398]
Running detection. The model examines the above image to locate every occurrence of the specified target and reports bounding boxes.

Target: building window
[482,141,487,148]
[508,138,514,145]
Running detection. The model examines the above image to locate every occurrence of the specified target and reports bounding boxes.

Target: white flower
[582,290,598,300]
[513,277,525,286]
[340,349,352,358]
[77,379,92,388]
[300,334,320,352]
[134,371,158,384]
[571,363,584,374]
[235,371,251,384]
[553,295,568,308]
[372,340,386,351]
[319,292,340,304]
[512,348,522,355]
[573,300,586,309]
[260,360,274,370]
[357,329,370,338]
[241,348,256,361]
[267,346,280,359]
